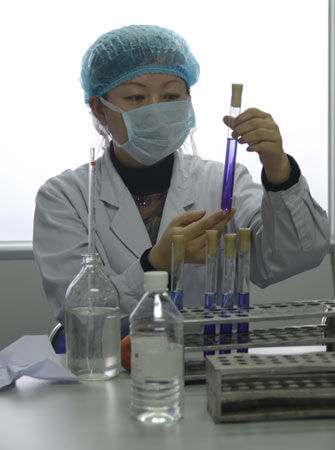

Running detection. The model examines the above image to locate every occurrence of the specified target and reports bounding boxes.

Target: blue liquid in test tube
[203,231,219,357]
[220,293,234,354]
[220,233,237,355]
[221,138,238,212]
[237,229,251,353]
[221,84,243,212]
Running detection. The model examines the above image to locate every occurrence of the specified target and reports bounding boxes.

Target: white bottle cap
[144,271,168,292]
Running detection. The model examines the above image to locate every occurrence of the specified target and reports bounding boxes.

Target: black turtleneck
[110,146,174,195]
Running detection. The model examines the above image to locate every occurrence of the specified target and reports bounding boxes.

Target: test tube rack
[206,351,335,422]
[182,299,335,381]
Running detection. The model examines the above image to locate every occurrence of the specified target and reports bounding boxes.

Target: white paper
[0,335,77,389]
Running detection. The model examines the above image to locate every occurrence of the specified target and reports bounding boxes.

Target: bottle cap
[144,271,168,292]
[224,233,237,258]
[172,235,185,261]
[231,84,243,107]
[206,230,219,256]
[239,228,251,254]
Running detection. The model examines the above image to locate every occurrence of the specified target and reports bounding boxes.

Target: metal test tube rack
[206,351,335,423]
[182,299,335,381]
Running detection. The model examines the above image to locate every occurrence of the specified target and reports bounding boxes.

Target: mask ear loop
[178,126,199,181]
[99,97,125,113]
[98,97,128,149]
[90,98,127,153]
[90,111,112,154]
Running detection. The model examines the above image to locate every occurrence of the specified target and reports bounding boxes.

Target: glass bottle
[65,253,120,380]
[130,271,184,424]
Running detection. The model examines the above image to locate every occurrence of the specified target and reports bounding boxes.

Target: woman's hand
[223,108,291,185]
[148,208,236,272]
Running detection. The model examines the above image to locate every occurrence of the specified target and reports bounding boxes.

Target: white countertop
[1,371,335,450]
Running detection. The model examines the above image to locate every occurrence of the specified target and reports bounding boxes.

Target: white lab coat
[33,150,330,337]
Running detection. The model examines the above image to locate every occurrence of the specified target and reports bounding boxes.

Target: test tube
[220,233,237,354]
[88,147,96,254]
[170,235,184,310]
[237,228,251,353]
[204,230,219,357]
[221,84,243,212]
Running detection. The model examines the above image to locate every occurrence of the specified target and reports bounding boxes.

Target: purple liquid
[219,321,232,354]
[204,293,217,356]
[204,323,216,356]
[238,292,249,309]
[221,138,238,211]
[171,290,183,310]
[237,293,250,353]
[219,293,234,354]
[205,293,217,310]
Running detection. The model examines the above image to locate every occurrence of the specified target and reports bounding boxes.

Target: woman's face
[89,73,189,167]
[105,73,188,143]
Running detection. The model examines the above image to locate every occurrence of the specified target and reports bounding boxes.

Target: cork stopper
[238,228,251,254]
[231,84,243,107]
[172,235,185,261]
[206,230,219,256]
[224,233,237,259]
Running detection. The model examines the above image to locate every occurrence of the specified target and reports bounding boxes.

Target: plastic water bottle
[130,271,184,424]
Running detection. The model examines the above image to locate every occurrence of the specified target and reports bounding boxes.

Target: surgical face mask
[99,96,196,165]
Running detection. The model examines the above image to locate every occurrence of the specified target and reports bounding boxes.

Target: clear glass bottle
[65,253,120,381]
[130,271,184,424]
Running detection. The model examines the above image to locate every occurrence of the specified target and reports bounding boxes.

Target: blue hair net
[80,25,200,103]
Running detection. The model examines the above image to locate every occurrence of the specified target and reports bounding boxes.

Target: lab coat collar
[157,150,196,240]
[100,148,196,209]
[100,149,151,257]
[99,148,196,257]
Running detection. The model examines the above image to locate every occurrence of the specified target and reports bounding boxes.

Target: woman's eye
[164,93,181,101]
[125,95,145,102]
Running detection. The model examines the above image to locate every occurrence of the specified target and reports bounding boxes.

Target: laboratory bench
[1,370,335,450]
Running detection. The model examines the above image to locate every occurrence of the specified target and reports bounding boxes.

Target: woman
[33,25,329,364]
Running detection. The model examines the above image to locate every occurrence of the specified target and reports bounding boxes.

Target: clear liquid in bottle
[130,271,184,424]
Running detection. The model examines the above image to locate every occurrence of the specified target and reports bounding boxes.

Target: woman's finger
[170,209,206,227]
[183,209,234,240]
[232,118,278,140]
[237,128,280,146]
[247,141,283,154]
[232,108,269,128]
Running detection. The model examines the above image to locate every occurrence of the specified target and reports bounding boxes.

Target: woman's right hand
[148,208,236,272]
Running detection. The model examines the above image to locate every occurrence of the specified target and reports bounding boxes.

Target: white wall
[0,0,328,241]
[0,259,57,350]
[1,255,333,350]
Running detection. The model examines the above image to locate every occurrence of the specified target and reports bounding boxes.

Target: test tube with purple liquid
[220,233,237,354]
[237,228,251,353]
[221,84,243,212]
[204,230,219,357]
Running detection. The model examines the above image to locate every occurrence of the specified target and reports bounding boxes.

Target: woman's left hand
[223,108,291,185]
